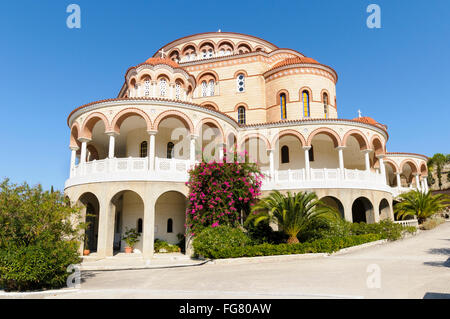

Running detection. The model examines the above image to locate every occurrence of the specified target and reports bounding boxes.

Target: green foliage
[122,228,141,248]
[245,221,288,244]
[154,239,180,253]
[246,190,339,244]
[349,220,410,241]
[0,241,80,292]
[298,217,351,242]
[0,178,82,291]
[299,218,415,242]
[199,234,382,259]
[421,217,445,230]
[193,225,252,258]
[427,153,450,190]
[394,190,448,223]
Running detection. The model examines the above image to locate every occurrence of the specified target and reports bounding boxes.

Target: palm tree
[245,190,339,244]
[394,190,448,224]
[427,153,450,190]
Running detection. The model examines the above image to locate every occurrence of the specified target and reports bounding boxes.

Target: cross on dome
[358,109,362,118]
[159,49,166,58]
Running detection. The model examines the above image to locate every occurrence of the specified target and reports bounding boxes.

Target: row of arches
[78,189,187,255]
[71,108,385,156]
[168,40,264,63]
[278,88,333,120]
[320,196,391,223]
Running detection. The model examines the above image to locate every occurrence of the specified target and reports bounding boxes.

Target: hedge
[198,234,382,259]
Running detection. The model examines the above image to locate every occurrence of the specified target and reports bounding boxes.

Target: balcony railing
[66,157,413,196]
[394,219,419,228]
[260,168,390,192]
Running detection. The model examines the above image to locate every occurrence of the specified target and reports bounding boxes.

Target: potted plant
[122,227,141,253]
[83,232,90,256]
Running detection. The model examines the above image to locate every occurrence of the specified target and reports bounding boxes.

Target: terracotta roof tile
[143,57,180,68]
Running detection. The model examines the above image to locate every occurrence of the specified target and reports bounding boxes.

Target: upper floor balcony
[65,155,422,197]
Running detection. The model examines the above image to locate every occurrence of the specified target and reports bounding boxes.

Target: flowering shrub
[185,150,263,234]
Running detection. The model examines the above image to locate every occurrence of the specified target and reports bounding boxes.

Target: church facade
[65,32,428,259]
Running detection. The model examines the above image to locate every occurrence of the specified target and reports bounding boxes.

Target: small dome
[144,57,180,69]
[352,117,378,125]
[271,57,319,70]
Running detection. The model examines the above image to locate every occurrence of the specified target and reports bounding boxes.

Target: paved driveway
[6,222,450,299]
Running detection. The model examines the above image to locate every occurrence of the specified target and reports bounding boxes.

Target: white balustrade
[68,158,400,196]
[394,219,419,228]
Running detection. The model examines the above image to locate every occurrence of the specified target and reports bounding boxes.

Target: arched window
[237,74,245,92]
[144,79,150,96]
[137,218,143,233]
[140,141,148,158]
[167,142,174,159]
[280,93,287,120]
[323,93,329,119]
[159,78,167,97]
[238,106,246,125]
[302,90,310,118]
[281,146,289,164]
[208,80,215,96]
[167,218,173,233]
[201,81,208,97]
[309,145,314,161]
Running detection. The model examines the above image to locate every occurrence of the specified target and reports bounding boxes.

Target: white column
[363,149,371,172]
[142,198,155,260]
[69,146,78,178]
[97,198,114,258]
[336,146,345,179]
[190,135,198,165]
[169,84,174,99]
[79,138,89,164]
[377,155,386,183]
[415,174,421,191]
[424,178,429,193]
[107,133,117,159]
[152,81,156,97]
[219,143,224,161]
[303,146,311,180]
[148,130,157,171]
[269,149,275,181]
[396,172,402,189]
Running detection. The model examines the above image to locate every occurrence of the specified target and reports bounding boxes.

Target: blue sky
[0,0,449,190]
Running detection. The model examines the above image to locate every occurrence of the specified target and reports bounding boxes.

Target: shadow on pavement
[81,272,97,283]
[423,257,450,268]
[423,292,450,299]
[427,247,450,255]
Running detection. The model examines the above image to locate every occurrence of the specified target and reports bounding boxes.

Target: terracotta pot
[83,249,90,256]
[125,247,133,254]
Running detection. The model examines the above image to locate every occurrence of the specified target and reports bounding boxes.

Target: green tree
[394,190,448,224]
[427,153,450,190]
[0,178,83,291]
[245,191,339,244]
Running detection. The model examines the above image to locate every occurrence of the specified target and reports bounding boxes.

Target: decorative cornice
[386,152,429,161]
[67,98,389,142]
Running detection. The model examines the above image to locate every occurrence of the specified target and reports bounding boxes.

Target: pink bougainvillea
[185,150,263,234]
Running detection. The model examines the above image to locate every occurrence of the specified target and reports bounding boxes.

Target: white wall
[155,191,186,244]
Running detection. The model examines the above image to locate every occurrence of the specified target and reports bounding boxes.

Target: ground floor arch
[320,196,345,219]
[379,198,390,220]
[352,197,374,223]
[77,192,100,253]
[109,190,145,253]
[155,191,187,246]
